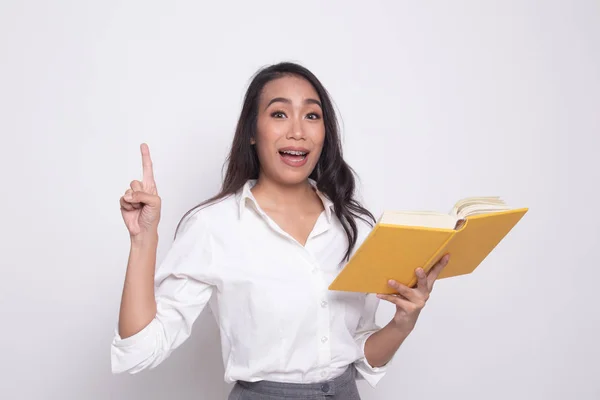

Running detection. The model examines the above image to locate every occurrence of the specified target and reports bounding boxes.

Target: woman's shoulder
[176,193,240,236]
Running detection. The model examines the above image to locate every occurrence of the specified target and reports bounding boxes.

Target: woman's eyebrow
[265,97,322,110]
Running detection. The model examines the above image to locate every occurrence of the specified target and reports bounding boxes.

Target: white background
[1,1,598,399]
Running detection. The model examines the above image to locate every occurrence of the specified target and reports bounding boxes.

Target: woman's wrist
[386,318,415,336]
[130,231,159,249]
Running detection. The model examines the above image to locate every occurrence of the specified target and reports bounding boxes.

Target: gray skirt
[228,365,361,400]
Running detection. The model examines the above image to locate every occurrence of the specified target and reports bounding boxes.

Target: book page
[452,197,511,219]
[380,210,457,229]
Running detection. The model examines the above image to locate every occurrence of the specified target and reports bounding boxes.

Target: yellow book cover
[328,197,528,294]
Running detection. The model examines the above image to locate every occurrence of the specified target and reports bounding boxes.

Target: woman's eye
[306,113,321,120]
[271,111,286,118]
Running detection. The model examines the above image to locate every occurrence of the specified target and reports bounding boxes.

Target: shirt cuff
[110,318,162,374]
[353,330,389,387]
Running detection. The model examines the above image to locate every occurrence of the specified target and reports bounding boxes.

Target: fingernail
[124,193,132,201]
[388,279,395,286]
[416,268,425,277]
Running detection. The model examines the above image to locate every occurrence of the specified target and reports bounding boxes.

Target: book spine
[408,232,456,287]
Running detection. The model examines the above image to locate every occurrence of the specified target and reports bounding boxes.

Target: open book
[328,197,528,294]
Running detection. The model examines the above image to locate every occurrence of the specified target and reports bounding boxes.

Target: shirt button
[321,383,330,392]
[321,300,328,307]
[321,336,328,343]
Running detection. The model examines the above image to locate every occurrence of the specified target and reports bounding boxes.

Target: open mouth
[278,149,309,162]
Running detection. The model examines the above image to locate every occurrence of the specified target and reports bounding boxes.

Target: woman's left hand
[377,254,450,333]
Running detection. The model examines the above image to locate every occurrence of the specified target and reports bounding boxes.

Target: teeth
[281,150,307,156]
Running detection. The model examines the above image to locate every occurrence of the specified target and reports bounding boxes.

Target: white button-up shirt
[110,179,388,387]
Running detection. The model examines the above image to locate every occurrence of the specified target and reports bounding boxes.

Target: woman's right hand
[120,143,162,239]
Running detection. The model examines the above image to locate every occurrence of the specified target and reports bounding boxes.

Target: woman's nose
[287,117,304,139]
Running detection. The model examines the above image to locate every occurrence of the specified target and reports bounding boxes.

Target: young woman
[112,62,449,399]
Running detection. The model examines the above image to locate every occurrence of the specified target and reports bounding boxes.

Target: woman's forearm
[117,232,159,338]
[364,321,412,367]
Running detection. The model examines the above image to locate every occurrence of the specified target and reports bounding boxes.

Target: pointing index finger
[140,143,155,183]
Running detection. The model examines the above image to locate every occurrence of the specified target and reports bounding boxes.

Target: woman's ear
[250,137,256,145]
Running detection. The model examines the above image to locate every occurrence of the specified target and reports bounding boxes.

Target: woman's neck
[251,175,322,213]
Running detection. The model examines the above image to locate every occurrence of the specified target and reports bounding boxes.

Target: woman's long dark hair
[175,62,375,262]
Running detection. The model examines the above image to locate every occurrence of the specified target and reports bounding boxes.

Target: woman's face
[254,75,325,185]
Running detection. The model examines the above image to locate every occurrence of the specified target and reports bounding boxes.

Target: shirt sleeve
[352,293,390,387]
[110,211,215,374]
[350,217,393,386]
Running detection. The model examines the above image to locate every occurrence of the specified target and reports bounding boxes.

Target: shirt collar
[237,178,334,222]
